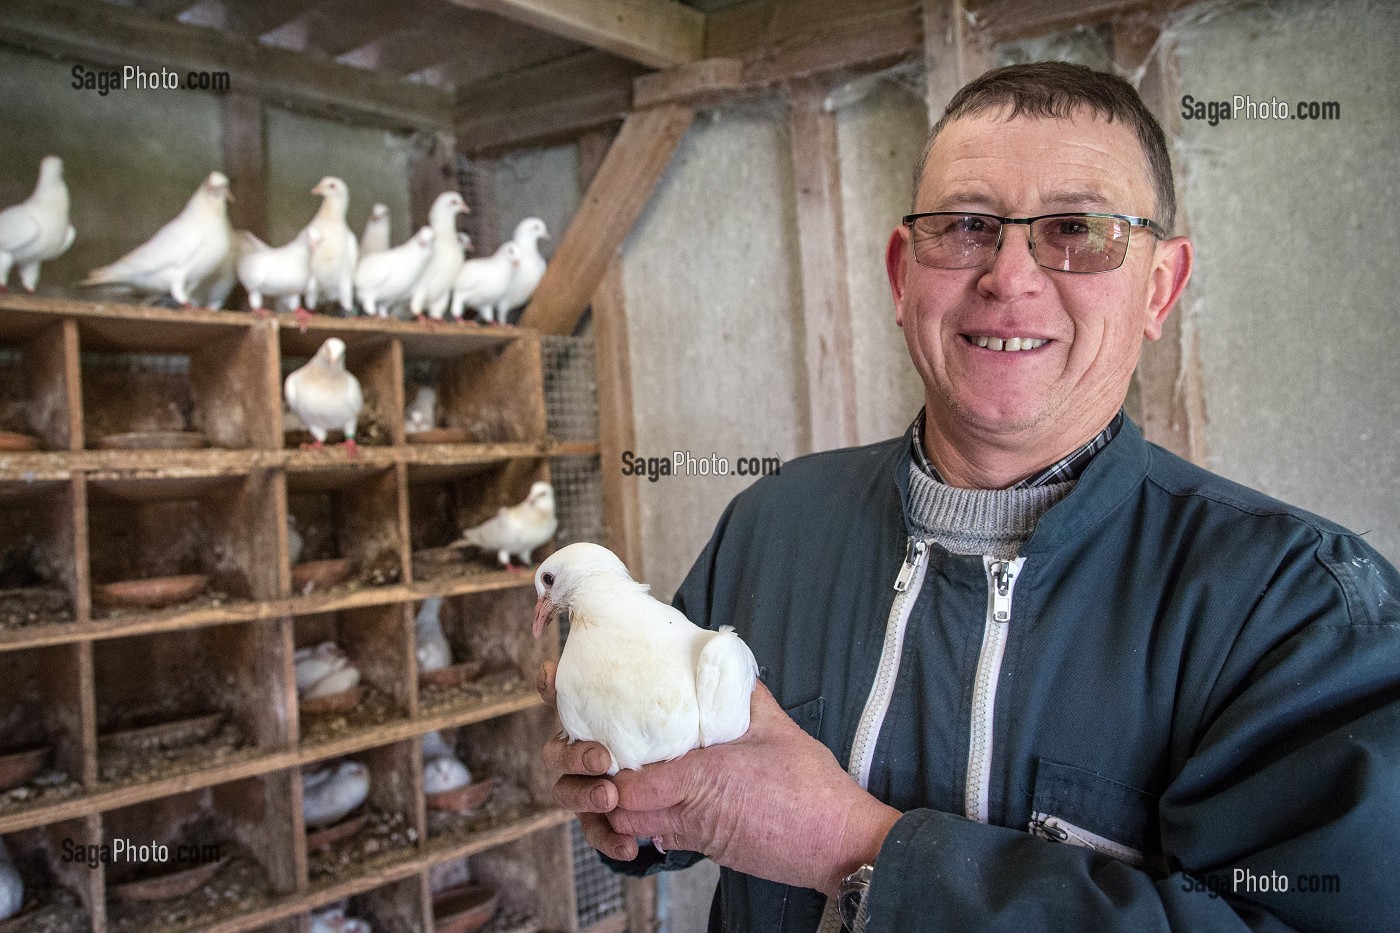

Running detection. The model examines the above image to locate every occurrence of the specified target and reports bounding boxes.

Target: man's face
[887,109,1191,457]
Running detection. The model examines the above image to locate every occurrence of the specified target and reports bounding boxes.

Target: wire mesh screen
[572,819,628,928]
[540,334,599,442]
[550,455,604,647]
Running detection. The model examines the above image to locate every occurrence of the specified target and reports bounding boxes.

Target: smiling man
[541,62,1399,933]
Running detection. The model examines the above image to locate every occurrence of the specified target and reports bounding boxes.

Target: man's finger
[536,661,557,706]
[581,812,638,862]
[611,758,690,812]
[553,774,618,813]
[542,735,613,777]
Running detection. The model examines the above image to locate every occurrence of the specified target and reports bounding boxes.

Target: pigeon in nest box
[452,481,557,571]
[0,837,22,920]
[415,597,452,673]
[302,760,369,828]
[284,338,363,453]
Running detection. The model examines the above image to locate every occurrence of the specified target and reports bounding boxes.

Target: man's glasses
[901,212,1168,274]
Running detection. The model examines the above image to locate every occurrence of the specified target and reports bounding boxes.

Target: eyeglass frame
[900,211,1170,274]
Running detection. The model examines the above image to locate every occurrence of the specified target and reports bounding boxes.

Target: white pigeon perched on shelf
[450,241,521,324]
[534,543,759,775]
[79,171,232,307]
[0,836,22,921]
[354,226,434,318]
[310,904,372,933]
[284,337,363,452]
[237,228,319,316]
[415,597,452,673]
[287,514,305,566]
[497,217,549,318]
[303,176,357,316]
[409,192,469,322]
[0,154,75,293]
[294,641,360,697]
[404,386,436,434]
[302,761,370,828]
[359,203,390,256]
[452,481,557,571]
[193,235,238,311]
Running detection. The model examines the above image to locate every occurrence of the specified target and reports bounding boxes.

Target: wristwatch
[838,863,874,933]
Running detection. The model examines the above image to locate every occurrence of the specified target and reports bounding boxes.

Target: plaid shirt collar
[911,409,1124,489]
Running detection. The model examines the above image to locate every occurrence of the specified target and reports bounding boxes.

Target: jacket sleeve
[867,532,1400,933]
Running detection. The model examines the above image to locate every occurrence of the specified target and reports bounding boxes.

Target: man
[541,62,1400,932]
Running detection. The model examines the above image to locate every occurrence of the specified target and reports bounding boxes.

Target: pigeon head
[39,155,64,183]
[311,176,348,205]
[370,203,389,219]
[413,226,435,249]
[501,242,523,266]
[430,192,469,228]
[316,337,348,369]
[202,171,232,202]
[525,481,555,515]
[514,217,549,243]
[532,542,637,637]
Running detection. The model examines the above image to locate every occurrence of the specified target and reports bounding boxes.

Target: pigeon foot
[342,438,359,458]
[295,307,314,331]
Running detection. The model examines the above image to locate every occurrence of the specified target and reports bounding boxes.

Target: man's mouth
[964,335,1048,352]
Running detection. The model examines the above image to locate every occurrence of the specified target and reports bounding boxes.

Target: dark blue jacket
[610,416,1400,932]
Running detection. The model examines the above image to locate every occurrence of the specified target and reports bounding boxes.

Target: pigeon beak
[532,595,554,639]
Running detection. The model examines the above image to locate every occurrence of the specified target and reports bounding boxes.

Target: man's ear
[1143,236,1194,341]
[887,225,912,328]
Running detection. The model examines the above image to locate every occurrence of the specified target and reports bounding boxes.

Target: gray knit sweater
[906,463,1073,559]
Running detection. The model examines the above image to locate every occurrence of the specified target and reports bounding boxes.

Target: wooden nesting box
[0,294,583,933]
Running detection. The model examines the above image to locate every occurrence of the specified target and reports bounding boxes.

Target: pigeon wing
[694,626,759,747]
[0,205,40,254]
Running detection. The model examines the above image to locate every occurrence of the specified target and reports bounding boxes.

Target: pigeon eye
[542,572,555,586]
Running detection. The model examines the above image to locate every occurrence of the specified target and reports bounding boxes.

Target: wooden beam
[0,0,453,132]
[518,104,693,335]
[407,130,459,229]
[634,57,744,109]
[922,0,993,126]
[450,0,704,69]
[967,0,1193,45]
[788,81,859,452]
[455,50,643,155]
[221,92,268,238]
[1115,17,1206,463]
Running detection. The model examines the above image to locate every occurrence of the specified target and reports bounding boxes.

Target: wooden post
[788,80,859,452]
[409,130,459,227]
[1115,18,1207,464]
[922,0,992,126]
[519,104,694,336]
[221,92,268,238]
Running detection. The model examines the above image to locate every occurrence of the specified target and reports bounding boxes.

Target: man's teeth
[972,336,1047,352]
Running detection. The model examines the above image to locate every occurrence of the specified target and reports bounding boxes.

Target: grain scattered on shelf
[98,722,249,785]
[0,588,72,630]
[307,807,418,884]
[0,769,83,816]
[107,844,273,933]
[300,683,405,745]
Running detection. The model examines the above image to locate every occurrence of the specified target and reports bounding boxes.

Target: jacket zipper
[963,556,1024,823]
[818,537,931,933]
[1030,812,1165,874]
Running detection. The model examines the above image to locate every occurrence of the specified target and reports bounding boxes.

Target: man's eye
[1053,219,1091,236]
[949,216,991,234]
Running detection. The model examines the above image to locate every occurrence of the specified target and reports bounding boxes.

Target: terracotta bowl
[94,573,210,609]
[420,660,483,688]
[0,430,40,452]
[0,745,50,791]
[99,712,225,755]
[426,776,499,814]
[299,684,363,717]
[107,854,230,904]
[305,810,367,851]
[432,883,500,933]
[412,546,464,567]
[94,431,208,450]
[291,557,354,592]
[407,427,470,444]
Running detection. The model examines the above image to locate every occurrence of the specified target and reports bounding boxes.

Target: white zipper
[819,538,931,933]
[1030,812,1164,873]
[848,537,930,787]
[963,556,1024,823]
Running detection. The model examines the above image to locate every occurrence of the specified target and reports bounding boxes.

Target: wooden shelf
[0,297,583,933]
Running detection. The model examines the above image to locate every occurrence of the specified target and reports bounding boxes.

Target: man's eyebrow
[926,190,997,211]
[1041,190,1117,210]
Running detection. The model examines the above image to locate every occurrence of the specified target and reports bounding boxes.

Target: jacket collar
[892,412,1152,554]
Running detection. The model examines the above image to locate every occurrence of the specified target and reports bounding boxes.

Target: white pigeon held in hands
[80,171,232,306]
[0,154,75,293]
[453,481,557,571]
[284,337,363,453]
[534,542,759,775]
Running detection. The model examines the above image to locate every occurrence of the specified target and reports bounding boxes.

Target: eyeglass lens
[909,214,1133,273]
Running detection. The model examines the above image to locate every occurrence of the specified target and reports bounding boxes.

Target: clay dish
[291,557,354,592]
[420,660,483,688]
[0,431,40,452]
[99,712,225,755]
[107,855,230,904]
[94,573,210,609]
[299,684,363,717]
[94,431,208,450]
[407,427,470,444]
[0,745,50,791]
[426,775,499,814]
[305,810,367,851]
[432,883,500,933]
[412,546,464,567]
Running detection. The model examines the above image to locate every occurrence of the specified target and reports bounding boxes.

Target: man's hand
[537,662,901,895]
[538,661,635,862]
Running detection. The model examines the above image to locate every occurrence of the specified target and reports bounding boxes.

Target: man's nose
[977,225,1044,299]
